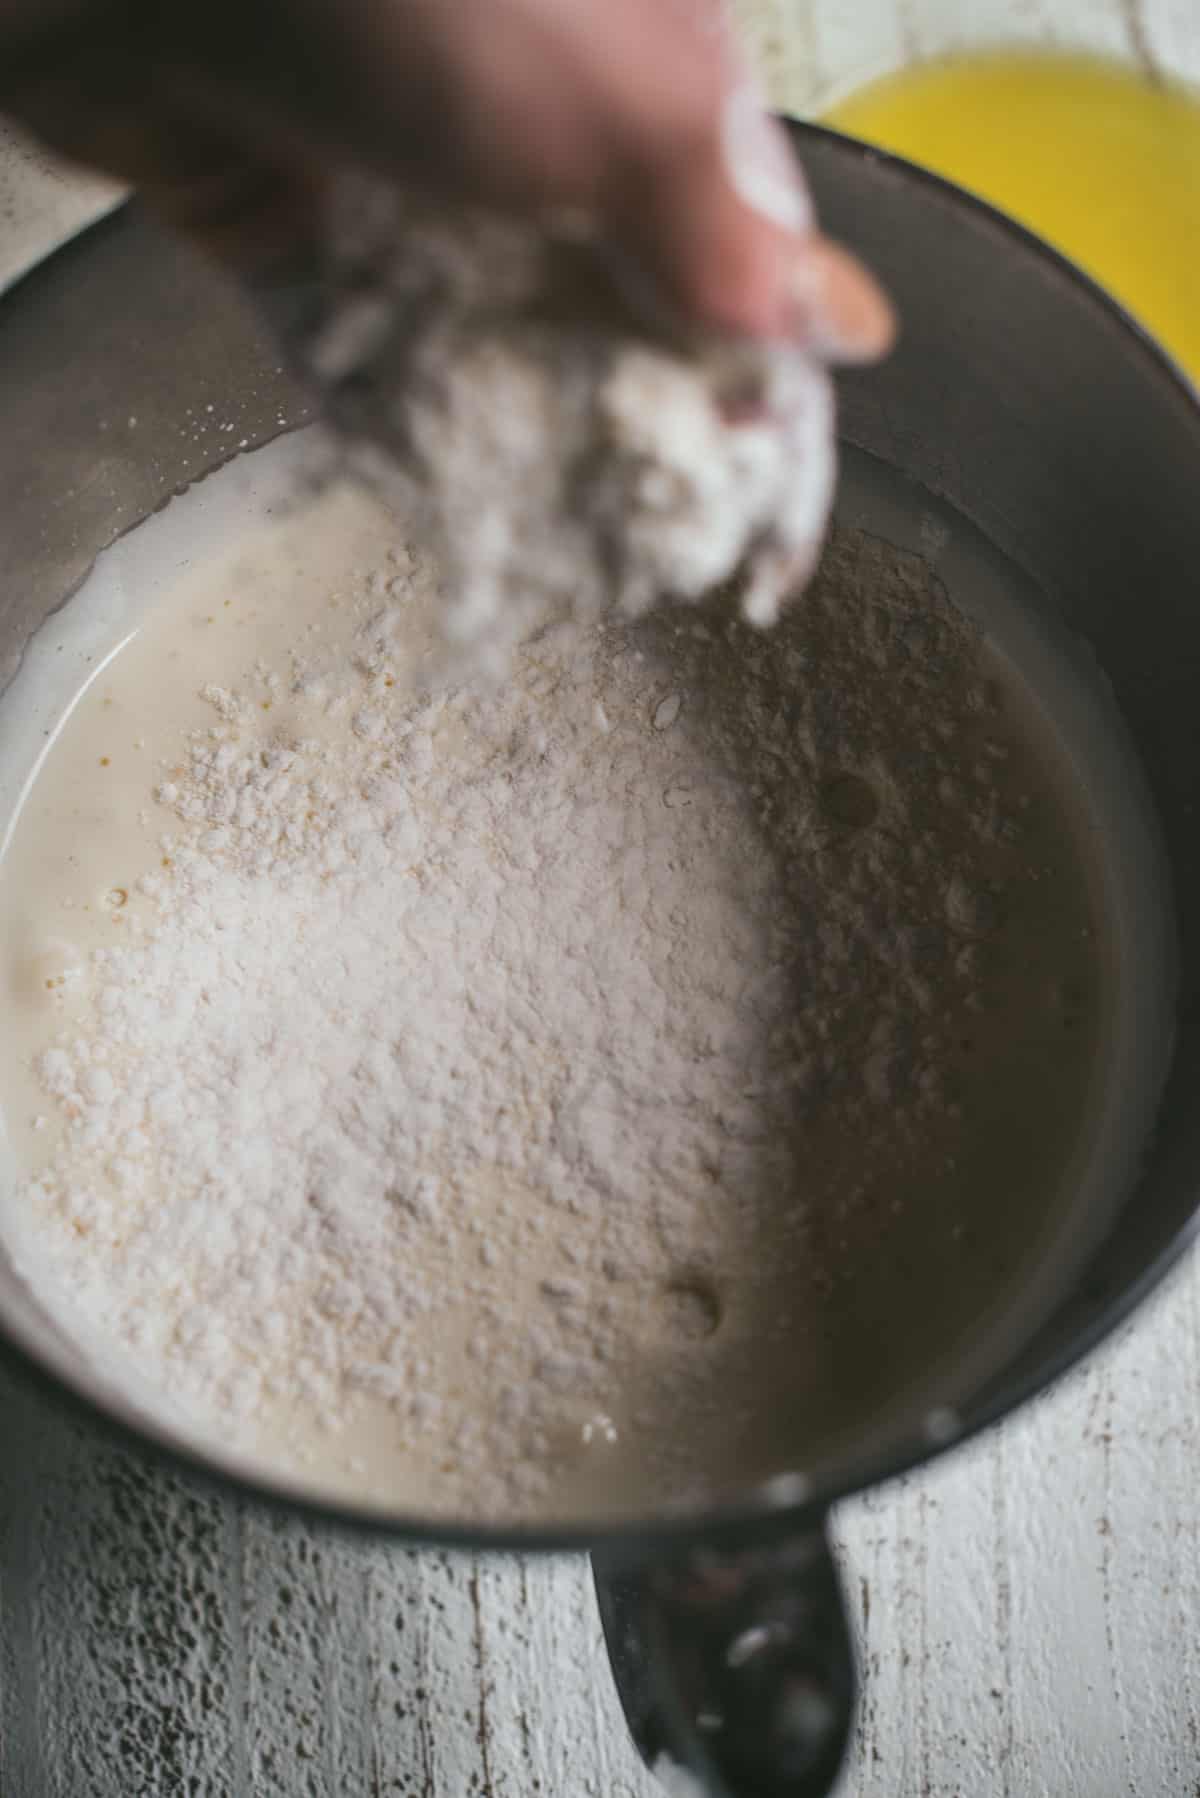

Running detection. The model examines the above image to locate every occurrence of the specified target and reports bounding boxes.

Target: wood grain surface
[2,1,1199,1792]
[3,1267,1199,1796]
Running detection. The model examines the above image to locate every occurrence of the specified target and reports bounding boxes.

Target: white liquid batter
[0,437,1115,1523]
[0,450,462,1504]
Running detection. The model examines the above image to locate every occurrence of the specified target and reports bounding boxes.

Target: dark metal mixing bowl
[2,124,1199,1796]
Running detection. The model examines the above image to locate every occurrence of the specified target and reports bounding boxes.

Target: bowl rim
[2,117,1199,1554]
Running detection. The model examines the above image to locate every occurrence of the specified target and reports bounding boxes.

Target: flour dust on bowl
[0,125,1198,1798]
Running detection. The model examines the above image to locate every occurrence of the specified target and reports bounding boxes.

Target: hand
[2,0,894,358]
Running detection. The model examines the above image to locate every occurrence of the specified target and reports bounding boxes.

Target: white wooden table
[3,3,1200,1792]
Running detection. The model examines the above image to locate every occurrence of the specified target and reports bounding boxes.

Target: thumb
[603,84,894,356]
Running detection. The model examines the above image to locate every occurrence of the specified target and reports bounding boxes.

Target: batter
[0,440,1114,1522]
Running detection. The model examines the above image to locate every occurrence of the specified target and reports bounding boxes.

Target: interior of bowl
[801,128,1200,1435]
[0,127,1197,1543]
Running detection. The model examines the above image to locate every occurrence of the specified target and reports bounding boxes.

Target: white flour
[275,182,835,668]
[1,488,1108,1521]
[11,541,811,1516]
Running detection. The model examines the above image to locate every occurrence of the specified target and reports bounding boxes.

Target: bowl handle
[593,1519,855,1797]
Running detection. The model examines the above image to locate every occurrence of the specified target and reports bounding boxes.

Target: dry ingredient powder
[269,179,835,670]
[6,519,1105,1520]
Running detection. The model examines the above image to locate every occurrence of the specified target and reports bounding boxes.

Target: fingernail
[791,239,897,364]
[720,85,813,234]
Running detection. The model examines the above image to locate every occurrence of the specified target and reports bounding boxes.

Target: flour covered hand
[2,0,893,350]
[3,0,892,653]
[281,179,853,661]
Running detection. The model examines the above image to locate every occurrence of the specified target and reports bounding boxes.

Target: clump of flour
[272,178,835,669]
[5,525,1091,1522]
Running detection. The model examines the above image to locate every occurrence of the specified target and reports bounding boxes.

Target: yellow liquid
[826,54,1200,383]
